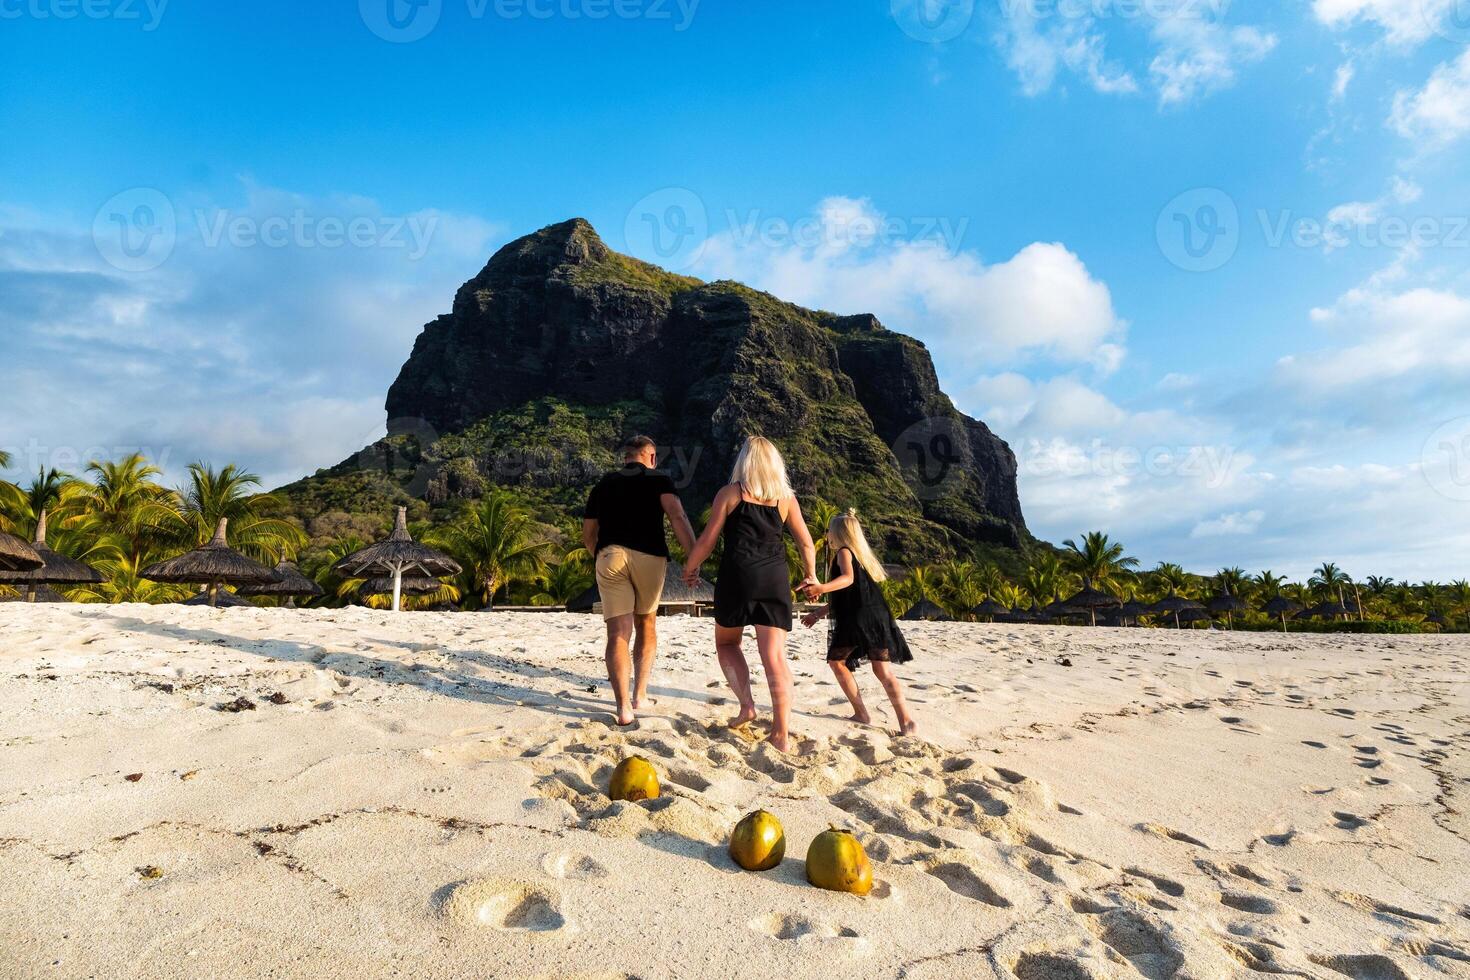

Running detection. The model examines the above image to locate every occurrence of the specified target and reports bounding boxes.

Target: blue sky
[2,0,1469,580]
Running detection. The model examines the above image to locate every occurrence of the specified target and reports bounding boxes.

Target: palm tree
[1060,532,1138,595]
[805,498,840,577]
[531,551,594,607]
[1021,553,1070,607]
[1253,570,1285,602]
[1309,564,1350,615]
[74,454,179,563]
[936,560,984,618]
[1150,562,1192,599]
[168,462,304,559]
[73,552,188,604]
[1449,580,1470,630]
[432,491,554,609]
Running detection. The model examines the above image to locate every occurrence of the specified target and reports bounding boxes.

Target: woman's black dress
[714,499,793,631]
[827,548,913,667]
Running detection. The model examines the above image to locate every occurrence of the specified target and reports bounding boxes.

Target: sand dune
[2,605,1468,978]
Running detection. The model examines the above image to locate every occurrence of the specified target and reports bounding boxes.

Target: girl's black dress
[714,498,793,631]
[826,548,913,667]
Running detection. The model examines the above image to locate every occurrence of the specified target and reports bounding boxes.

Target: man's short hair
[621,435,657,456]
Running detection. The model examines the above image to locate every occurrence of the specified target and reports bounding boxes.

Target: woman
[684,436,818,753]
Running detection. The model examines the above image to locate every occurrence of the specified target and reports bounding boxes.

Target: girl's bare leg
[755,625,793,752]
[871,659,917,735]
[715,625,757,726]
[827,655,871,724]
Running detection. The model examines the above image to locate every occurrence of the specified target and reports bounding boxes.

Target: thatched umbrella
[972,597,1010,623]
[1151,595,1204,629]
[1317,601,1351,622]
[0,529,42,573]
[1207,591,1249,630]
[1262,596,1303,633]
[1177,607,1210,629]
[142,518,277,608]
[1,584,67,603]
[1426,610,1448,632]
[359,575,446,600]
[1062,582,1121,627]
[1118,601,1148,626]
[0,510,105,602]
[238,557,324,608]
[901,598,952,622]
[333,507,460,612]
[181,588,253,608]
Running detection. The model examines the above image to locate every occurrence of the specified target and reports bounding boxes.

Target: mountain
[279,219,1029,561]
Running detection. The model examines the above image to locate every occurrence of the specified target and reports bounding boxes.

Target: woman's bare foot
[849,710,872,725]
[767,732,791,753]
[614,708,635,727]
[898,719,918,736]
[632,694,656,710]
[729,706,758,728]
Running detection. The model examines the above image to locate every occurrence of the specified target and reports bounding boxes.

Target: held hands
[683,562,701,587]
[798,577,823,603]
[800,609,825,629]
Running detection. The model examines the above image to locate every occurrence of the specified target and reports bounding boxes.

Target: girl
[801,510,917,736]
[684,436,819,753]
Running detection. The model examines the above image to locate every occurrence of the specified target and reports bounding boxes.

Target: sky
[2,0,1469,581]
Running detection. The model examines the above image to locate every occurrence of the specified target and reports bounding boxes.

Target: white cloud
[1332,61,1356,101]
[1191,509,1266,537]
[0,184,500,488]
[992,0,1275,107]
[692,197,1126,370]
[1390,47,1470,149]
[1312,0,1459,46]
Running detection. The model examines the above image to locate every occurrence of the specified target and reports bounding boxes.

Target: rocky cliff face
[351,219,1024,557]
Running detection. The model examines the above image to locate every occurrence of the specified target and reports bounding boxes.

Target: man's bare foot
[849,710,872,725]
[898,719,918,736]
[767,732,791,753]
[729,706,757,727]
[632,694,656,710]
[614,708,636,727]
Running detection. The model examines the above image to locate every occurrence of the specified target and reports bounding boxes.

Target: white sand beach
[2,605,1468,979]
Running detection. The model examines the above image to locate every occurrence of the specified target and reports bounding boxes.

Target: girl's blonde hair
[827,509,887,583]
[730,435,794,503]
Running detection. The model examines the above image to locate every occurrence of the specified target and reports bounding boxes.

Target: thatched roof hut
[0,511,105,601]
[566,562,714,615]
[1262,595,1303,632]
[1207,591,1248,629]
[0,530,43,573]
[901,598,952,622]
[142,518,277,607]
[0,584,67,603]
[1150,595,1205,629]
[1062,584,1121,626]
[181,588,253,608]
[972,598,1010,622]
[238,559,324,606]
[359,575,447,599]
[333,507,460,612]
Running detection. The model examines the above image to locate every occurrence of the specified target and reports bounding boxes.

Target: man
[582,435,697,726]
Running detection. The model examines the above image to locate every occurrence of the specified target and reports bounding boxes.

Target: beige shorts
[595,546,666,620]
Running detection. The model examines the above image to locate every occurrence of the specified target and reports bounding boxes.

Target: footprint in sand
[746,913,860,943]
[440,878,567,932]
[542,851,609,881]
[1308,953,1411,980]
[1077,907,1185,980]
[925,862,1013,908]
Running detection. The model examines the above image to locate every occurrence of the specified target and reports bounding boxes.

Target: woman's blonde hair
[730,435,794,503]
[827,509,887,583]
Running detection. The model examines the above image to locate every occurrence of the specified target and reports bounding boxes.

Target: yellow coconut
[805,825,873,895]
[608,756,660,802]
[729,810,786,871]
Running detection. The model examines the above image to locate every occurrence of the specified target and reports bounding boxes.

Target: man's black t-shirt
[584,464,678,558]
